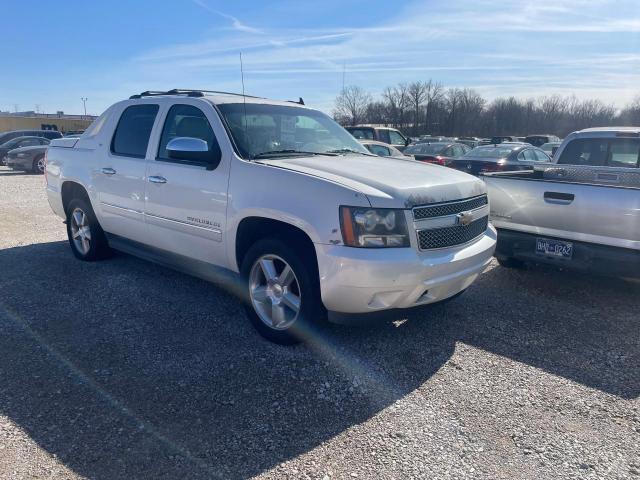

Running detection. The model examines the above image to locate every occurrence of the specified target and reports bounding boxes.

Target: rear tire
[65,198,111,261]
[32,155,45,174]
[497,256,526,269]
[241,238,323,345]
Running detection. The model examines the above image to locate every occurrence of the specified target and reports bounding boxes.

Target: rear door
[93,102,159,243]
[143,101,230,266]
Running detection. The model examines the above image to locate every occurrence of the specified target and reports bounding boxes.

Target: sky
[1,0,639,116]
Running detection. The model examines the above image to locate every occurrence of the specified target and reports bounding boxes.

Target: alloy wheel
[249,254,301,330]
[70,208,92,255]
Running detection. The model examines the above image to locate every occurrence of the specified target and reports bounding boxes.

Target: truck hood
[257,154,486,208]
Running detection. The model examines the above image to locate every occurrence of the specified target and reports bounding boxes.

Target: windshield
[216,103,370,159]
[465,146,514,158]
[405,143,447,155]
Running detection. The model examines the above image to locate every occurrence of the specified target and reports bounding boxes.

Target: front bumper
[315,225,496,314]
[6,157,31,170]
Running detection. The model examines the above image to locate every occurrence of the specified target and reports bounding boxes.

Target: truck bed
[482,166,640,253]
[481,165,640,189]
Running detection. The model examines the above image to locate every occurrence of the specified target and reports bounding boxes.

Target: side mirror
[405,138,410,146]
[166,137,221,170]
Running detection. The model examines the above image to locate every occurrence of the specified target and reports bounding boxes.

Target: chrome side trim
[144,212,222,234]
[100,202,143,215]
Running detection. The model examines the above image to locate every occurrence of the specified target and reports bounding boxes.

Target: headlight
[340,206,410,247]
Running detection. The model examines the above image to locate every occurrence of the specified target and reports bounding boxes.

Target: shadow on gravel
[0,241,638,479]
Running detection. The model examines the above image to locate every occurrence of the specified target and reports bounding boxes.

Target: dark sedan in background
[449,143,551,175]
[404,142,470,166]
[5,142,49,173]
[0,136,50,165]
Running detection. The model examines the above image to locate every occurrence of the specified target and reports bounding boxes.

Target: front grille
[413,195,487,220]
[417,216,488,250]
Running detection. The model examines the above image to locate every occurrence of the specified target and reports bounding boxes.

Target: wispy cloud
[112,0,640,111]
[192,0,263,34]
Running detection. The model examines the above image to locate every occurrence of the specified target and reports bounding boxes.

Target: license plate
[535,238,573,259]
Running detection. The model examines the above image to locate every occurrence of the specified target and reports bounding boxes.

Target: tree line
[333,81,640,138]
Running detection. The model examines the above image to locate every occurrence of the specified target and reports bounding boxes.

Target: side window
[523,149,537,161]
[557,139,608,166]
[534,149,550,161]
[21,138,40,147]
[111,104,159,158]
[157,104,220,163]
[442,147,454,157]
[388,130,406,145]
[517,151,526,161]
[608,139,640,168]
[349,129,374,140]
[378,129,391,144]
[368,144,391,156]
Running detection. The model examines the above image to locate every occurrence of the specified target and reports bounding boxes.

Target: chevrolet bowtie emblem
[456,211,473,226]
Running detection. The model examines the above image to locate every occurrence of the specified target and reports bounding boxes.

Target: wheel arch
[61,181,91,214]
[234,216,319,276]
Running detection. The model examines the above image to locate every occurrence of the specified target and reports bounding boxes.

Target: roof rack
[129,88,264,100]
[129,89,305,105]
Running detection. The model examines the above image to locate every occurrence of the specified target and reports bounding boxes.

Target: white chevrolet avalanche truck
[45,89,496,344]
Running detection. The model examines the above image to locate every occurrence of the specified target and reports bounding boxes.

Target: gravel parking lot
[0,165,638,479]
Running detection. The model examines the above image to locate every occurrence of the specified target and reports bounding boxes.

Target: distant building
[0,111,97,134]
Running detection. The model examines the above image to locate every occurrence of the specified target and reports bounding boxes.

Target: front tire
[65,198,111,261]
[241,238,323,345]
[32,155,45,174]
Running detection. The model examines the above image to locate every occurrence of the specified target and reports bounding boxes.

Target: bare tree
[408,81,428,134]
[333,85,372,126]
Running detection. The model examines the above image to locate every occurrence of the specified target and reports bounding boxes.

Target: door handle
[101,167,116,175]
[148,175,167,184]
[544,191,574,204]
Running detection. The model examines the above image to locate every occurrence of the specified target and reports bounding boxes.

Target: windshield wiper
[252,149,337,159]
[325,148,368,155]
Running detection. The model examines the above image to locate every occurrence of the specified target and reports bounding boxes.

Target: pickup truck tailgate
[485,175,640,250]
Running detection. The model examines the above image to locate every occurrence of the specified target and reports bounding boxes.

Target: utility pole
[342,62,346,93]
[81,97,88,117]
[35,104,40,114]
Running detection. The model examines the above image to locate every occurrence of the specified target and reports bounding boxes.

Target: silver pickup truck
[483,127,640,279]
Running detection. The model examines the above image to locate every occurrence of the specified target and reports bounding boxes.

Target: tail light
[480,162,506,173]
[421,156,447,166]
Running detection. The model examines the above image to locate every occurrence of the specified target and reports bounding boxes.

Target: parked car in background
[345,125,410,151]
[449,143,551,175]
[5,141,50,173]
[64,130,85,136]
[0,129,62,146]
[456,137,481,149]
[525,134,561,148]
[483,127,639,277]
[490,135,520,144]
[359,140,407,158]
[540,141,562,157]
[416,135,450,144]
[45,89,496,345]
[0,136,50,166]
[404,142,470,166]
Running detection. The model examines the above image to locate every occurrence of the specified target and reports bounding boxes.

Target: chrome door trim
[100,202,143,215]
[144,212,222,234]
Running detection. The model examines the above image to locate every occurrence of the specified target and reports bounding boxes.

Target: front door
[143,102,229,266]
[94,103,159,243]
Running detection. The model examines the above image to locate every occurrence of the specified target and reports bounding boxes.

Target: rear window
[111,104,159,158]
[347,128,374,140]
[465,146,514,158]
[557,138,639,167]
[405,143,446,155]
